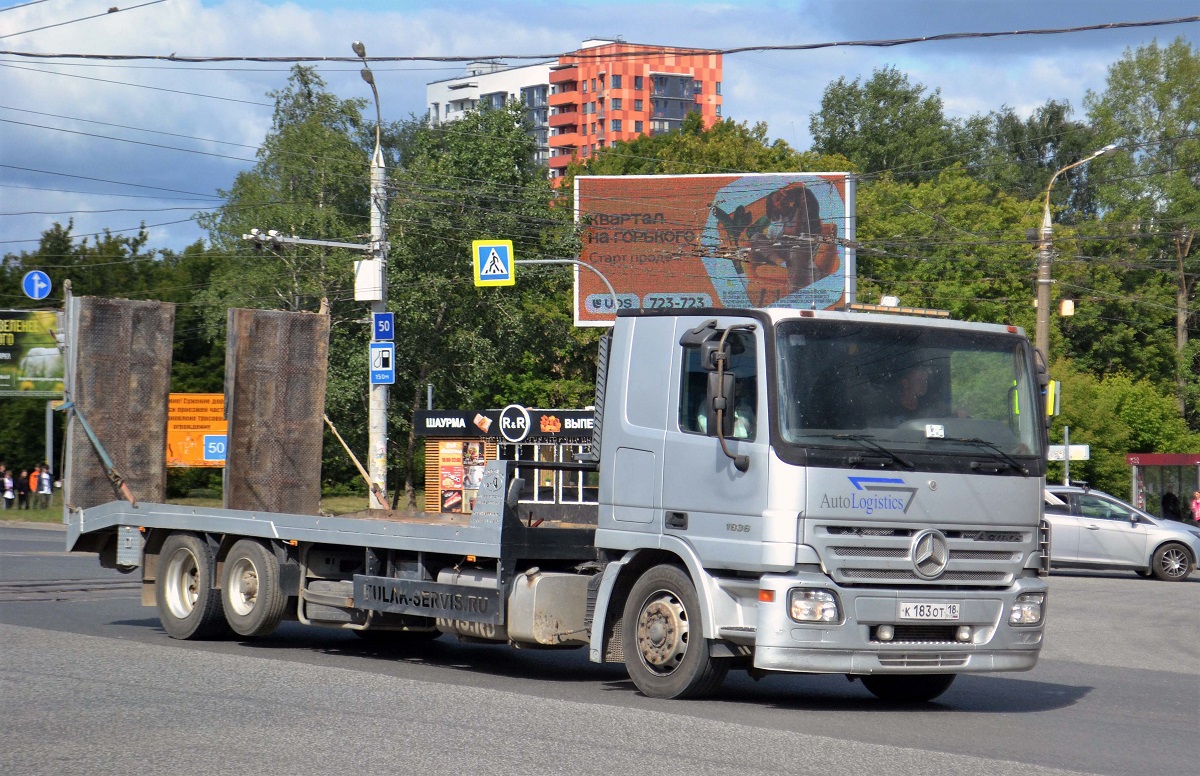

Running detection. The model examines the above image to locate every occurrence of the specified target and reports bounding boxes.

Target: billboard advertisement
[0,310,63,397]
[574,173,855,326]
[166,393,227,468]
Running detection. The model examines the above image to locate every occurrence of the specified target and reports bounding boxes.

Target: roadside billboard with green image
[0,310,63,397]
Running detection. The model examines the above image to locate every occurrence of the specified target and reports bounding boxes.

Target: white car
[1044,486,1200,581]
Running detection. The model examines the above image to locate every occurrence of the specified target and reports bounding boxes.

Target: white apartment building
[426,60,555,165]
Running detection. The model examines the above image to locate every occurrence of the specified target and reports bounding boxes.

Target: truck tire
[621,564,727,699]
[222,539,289,638]
[1151,542,1192,581]
[860,673,956,703]
[156,533,229,640]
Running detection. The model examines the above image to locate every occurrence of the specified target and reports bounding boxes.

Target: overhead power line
[0,0,167,41]
[0,163,221,198]
[0,1,54,14]
[0,62,274,106]
[1,15,1198,62]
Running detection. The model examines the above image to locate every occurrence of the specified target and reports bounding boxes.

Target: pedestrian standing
[2,468,14,510]
[28,467,38,509]
[1191,490,1200,525]
[37,463,52,509]
[1161,487,1180,520]
[15,468,30,509]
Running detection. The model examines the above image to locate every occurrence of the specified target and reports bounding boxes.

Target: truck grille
[877,652,969,668]
[831,546,1017,562]
[840,569,1007,582]
[871,625,959,643]
[814,523,1029,588]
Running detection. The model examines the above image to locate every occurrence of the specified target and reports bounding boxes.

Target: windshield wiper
[939,436,1029,475]
[817,433,915,470]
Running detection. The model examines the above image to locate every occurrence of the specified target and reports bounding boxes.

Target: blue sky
[1,0,1198,255]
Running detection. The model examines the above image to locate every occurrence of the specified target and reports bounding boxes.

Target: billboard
[574,173,855,326]
[166,393,227,468]
[0,310,63,397]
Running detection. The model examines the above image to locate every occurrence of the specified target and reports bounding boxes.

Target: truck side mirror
[706,371,736,438]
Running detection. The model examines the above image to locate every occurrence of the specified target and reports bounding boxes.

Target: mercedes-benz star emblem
[911,529,950,579]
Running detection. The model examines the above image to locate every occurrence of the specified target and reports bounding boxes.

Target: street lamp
[1034,143,1119,359]
[353,40,390,509]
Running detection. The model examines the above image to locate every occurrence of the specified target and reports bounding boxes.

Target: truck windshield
[775,319,1041,458]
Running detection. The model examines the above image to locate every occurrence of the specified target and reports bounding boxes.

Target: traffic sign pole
[368,147,389,509]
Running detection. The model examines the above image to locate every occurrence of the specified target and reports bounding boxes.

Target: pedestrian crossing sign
[472,240,515,287]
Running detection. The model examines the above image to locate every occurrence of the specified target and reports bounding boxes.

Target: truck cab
[590,307,1049,701]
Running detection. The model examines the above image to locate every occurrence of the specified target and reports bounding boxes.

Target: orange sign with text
[166,393,227,468]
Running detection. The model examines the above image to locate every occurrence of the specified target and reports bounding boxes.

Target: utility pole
[354,41,390,510]
[1034,209,1054,361]
[1034,144,1120,360]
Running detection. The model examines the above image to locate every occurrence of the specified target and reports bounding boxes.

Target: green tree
[1,222,226,484]
[1085,38,1200,422]
[569,113,849,182]
[198,66,379,490]
[1052,224,1178,386]
[855,169,1039,326]
[198,65,373,322]
[1048,362,1200,493]
[809,66,967,179]
[387,104,590,505]
[963,100,1102,223]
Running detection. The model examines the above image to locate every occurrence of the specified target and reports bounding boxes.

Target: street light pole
[354,41,389,509]
[1034,143,1119,360]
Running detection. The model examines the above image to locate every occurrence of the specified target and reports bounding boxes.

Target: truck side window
[679,331,756,440]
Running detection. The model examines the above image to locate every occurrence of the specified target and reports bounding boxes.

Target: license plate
[899,602,960,620]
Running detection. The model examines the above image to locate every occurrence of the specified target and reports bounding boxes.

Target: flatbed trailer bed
[68,461,598,566]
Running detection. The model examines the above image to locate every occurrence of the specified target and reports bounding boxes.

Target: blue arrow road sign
[373,311,394,341]
[22,270,51,301]
[369,342,395,385]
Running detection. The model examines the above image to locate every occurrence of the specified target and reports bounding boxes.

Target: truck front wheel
[860,673,956,703]
[156,533,228,640]
[621,564,727,699]
[221,539,288,638]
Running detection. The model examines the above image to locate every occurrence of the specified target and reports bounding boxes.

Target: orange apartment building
[547,40,724,178]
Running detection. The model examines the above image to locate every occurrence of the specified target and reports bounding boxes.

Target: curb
[0,520,66,531]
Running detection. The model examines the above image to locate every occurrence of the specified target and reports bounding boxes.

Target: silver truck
[67,306,1050,703]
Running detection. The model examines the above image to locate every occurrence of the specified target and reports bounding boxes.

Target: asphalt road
[1,523,1197,776]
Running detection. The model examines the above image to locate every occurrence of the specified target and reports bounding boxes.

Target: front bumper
[750,571,1047,675]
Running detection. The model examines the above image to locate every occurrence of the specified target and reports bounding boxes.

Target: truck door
[660,320,770,567]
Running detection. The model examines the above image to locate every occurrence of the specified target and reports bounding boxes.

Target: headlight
[1009,592,1044,625]
[789,589,840,623]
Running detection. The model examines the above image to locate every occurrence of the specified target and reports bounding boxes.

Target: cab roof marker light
[846,302,951,318]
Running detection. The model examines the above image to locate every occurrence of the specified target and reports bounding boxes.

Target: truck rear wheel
[156,533,228,640]
[622,564,727,699]
[222,539,288,638]
[860,673,956,703]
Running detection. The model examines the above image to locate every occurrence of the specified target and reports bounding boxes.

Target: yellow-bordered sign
[472,240,515,287]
